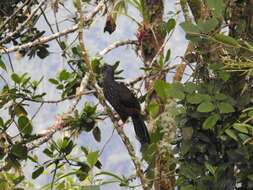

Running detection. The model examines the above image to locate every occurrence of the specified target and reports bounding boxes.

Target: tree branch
[96,39,137,59]
[0,0,105,54]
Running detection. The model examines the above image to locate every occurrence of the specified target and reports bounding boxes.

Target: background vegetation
[0,0,253,189]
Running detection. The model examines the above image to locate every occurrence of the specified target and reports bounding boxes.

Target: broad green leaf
[166,18,176,34]
[184,82,197,94]
[32,166,44,179]
[180,21,200,34]
[59,70,70,81]
[186,93,204,104]
[233,123,252,134]
[214,34,240,47]
[203,114,220,130]
[197,18,219,33]
[197,101,215,112]
[225,129,238,141]
[18,115,33,135]
[0,57,7,71]
[207,0,224,17]
[87,151,99,167]
[154,80,170,100]
[11,144,28,159]
[218,102,235,113]
[11,73,21,84]
[214,93,227,100]
[169,83,185,99]
[218,71,230,81]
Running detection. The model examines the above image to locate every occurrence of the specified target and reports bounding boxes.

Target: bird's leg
[118,119,124,127]
[114,114,124,127]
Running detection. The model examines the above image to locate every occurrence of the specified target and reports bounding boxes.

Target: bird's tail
[132,115,150,145]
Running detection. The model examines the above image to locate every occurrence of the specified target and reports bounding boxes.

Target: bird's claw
[117,120,124,127]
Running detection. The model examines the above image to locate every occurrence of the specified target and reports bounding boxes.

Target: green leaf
[214,93,227,100]
[91,59,101,73]
[181,185,195,190]
[166,18,176,34]
[18,115,33,135]
[218,102,235,113]
[197,101,215,113]
[11,73,21,84]
[214,34,240,47]
[80,185,100,190]
[0,57,7,71]
[72,45,81,56]
[225,129,238,141]
[180,21,200,34]
[206,0,224,17]
[92,127,101,142]
[205,162,217,176]
[59,70,70,81]
[186,93,204,104]
[43,148,53,158]
[165,49,171,62]
[0,117,4,127]
[60,137,74,155]
[197,18,219,33]
[11,144,28,159]
[154,80,170,100]
[87,151,99,167]
[218,71,230,81]
[233,123,251,134]
[49,78,59,85]
[148,100,159,118]
[202,114,220,130]
[169,83,185,100]
[32,166,44,179]
[184,82,197,94]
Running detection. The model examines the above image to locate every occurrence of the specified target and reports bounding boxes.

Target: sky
[0,1,188,189]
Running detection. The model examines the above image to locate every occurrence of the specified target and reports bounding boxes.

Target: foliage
[0,0,253,189]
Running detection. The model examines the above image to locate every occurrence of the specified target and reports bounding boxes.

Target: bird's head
[101,64,114,80]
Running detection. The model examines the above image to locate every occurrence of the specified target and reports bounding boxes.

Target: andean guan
[102,64,150,145]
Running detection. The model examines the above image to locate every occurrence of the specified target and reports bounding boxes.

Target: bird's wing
[116,82,141,110]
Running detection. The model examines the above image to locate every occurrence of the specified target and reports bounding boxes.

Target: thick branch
[97,39,137,59]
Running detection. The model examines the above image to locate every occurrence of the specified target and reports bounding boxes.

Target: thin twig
[0,0,105,54]
[0,0,31,31]
[0,0,49,44]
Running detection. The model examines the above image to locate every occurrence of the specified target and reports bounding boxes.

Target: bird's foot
[117,120,124,127]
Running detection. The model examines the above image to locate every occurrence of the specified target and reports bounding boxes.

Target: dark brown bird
[101,64,150,145]
[104,15,116,34]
